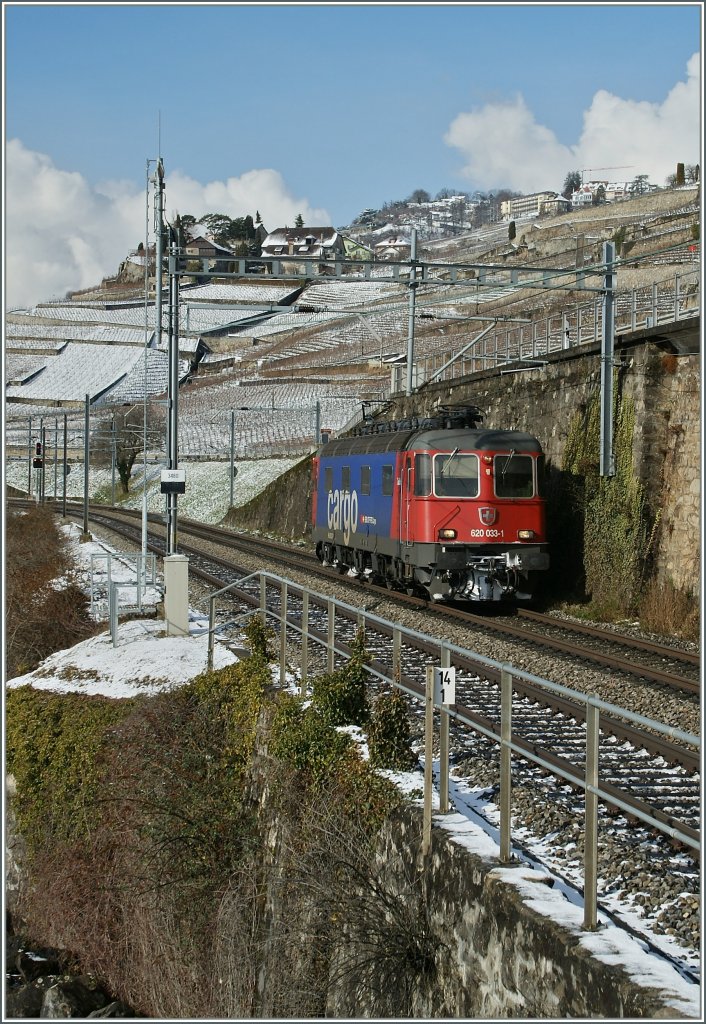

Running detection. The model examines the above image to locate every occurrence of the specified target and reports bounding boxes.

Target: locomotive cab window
[342,466,351,492]
[382,464,394,496]
[494,453,534,498]
[360,465,371,495]
[324,467,333,493]
[414,453,432,496]
[434,452,479,498]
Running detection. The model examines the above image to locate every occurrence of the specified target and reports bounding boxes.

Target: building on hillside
[539,195,572,217]
[374,236,412,260]
[500,191,560,221]
[184,236,236,273]
[260,227,345,272]
[570,185,596,208]
[342,235,375,260]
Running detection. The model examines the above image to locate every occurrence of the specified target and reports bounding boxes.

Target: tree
[407,189,431,205]
[592,184,606,206]
[685,164,700,183]
[675,163,686,187]
[294,213,305,228]
[508,220,516,241]
[91,406,165,495]
[562,171,581,200]
[200,213,234,246]
[629,174,650,195]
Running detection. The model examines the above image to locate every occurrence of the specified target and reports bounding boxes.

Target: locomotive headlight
[518,529,535,540]
[439,528,457,539]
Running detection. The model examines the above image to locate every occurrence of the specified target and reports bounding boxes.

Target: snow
[4,523,702,1019]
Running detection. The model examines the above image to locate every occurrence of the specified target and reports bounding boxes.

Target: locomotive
[311,405,549,603]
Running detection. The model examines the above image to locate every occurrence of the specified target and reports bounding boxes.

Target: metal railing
[205,570,699,931]
[412,269,699,386]
[90,551,157,618]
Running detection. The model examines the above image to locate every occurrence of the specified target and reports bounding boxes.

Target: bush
[368,689,418,771]
[311,629,370,727]
[269,692,355,784]
[6,508,100,677]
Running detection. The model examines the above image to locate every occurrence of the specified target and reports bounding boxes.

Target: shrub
[368,689,418,771]
[269,692,355,784]
[6,508,100,677]
[311,629,370,727]
[639,578,700,642]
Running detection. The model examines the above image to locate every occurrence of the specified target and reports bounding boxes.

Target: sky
[5,518,702,1018]
[3,2,703,308]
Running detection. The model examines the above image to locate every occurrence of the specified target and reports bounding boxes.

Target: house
[374,236,412,260]
[500,191,560,221]
[184,235,235,273]
[260,227,345,270]
[540,195,572,216]
[342,235,374,260]
[570,185,596,208]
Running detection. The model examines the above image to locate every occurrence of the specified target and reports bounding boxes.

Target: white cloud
[445,53,701,193]
[4,140,331,309]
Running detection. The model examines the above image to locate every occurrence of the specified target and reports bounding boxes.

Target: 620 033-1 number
[469,528,504,539]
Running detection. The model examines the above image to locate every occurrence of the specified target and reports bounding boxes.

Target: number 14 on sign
[434,667,455,705]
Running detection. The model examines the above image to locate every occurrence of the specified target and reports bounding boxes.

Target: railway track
[43,500,698,696]
[10,498,701,968]
[53,504,700,824]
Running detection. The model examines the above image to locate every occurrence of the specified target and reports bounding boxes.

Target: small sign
[433,667,456,706]
[160,468,186,494]
[232,465,238,478]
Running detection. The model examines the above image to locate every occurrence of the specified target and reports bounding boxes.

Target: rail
[205,570,700,932]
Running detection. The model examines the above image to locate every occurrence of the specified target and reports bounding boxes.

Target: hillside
[4,185,699,487]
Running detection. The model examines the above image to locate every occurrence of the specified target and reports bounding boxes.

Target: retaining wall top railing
[205,570,700,932]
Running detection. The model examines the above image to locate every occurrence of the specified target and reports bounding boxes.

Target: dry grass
[638,578,700,642]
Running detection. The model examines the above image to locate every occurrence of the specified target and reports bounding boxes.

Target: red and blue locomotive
[311,406,549,603]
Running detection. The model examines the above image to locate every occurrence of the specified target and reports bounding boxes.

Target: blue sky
[3,2,702,306]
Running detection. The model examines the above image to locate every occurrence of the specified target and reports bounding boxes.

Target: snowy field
[4,456,304,523]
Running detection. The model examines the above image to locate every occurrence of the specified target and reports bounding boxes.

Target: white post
[163,554,189,636]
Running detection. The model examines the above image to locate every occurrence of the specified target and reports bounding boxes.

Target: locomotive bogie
[312,422,550,604]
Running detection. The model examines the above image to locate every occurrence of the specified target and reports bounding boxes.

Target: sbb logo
[327,489,359,546]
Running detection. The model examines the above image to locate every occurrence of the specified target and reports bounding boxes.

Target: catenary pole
[600,241,616,477]
[405,228,418,397]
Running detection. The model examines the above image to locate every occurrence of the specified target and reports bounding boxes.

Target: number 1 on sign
[434,667,456,705]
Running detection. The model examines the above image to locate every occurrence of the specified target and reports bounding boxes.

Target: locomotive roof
[318,427,543,457]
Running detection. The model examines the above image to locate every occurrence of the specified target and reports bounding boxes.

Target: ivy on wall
[562,380,650,618]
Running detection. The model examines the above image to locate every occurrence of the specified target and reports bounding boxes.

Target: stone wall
[326,806,694,1018]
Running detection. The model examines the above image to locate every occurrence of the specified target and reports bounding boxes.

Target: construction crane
[581,166,634,184]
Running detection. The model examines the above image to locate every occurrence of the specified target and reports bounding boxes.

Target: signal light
[518,529,535,540]
[439,528,457,539]
[33,441,44,469]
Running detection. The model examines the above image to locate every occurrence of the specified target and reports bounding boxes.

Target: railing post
[423,665,434,857]
[300,590,309,693]
[110,582,119,648]
[500,666,513,863]
[327,598,335,673]
[439,645,451,813]
[279,581,288,684]
[207,594,216,672]
[393,626,401,684]
[259,575,267,626]
[584,696,600,930]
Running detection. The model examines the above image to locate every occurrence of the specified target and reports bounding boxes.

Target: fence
[413,268,699,386]
[204,570,699,932]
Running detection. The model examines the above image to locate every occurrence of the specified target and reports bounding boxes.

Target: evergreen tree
[295,213,304,228]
